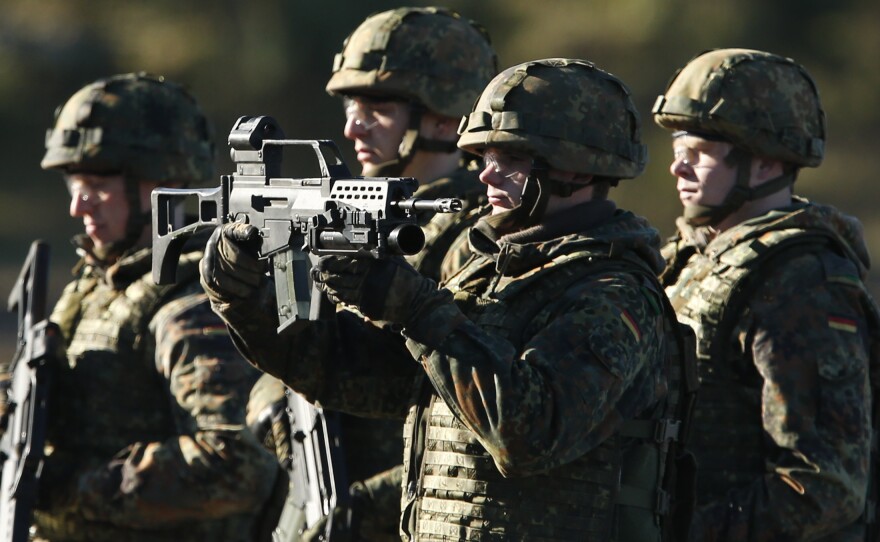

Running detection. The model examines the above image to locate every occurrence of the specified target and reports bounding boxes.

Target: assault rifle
[271,389,349,542]
[0,241,58,542]
[152,115,462,540]
[152,114,462,333]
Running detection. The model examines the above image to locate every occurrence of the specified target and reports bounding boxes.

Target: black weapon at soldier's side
[0,241,59,542]
[269,388,350,542]
[152,114,462,334]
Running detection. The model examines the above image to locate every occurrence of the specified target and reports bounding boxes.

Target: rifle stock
[151,115,462,333]
[1,241,58,542]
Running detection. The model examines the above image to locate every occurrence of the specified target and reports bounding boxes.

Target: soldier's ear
[421,113,459,140]
[752,157,785,186]
[436,117,460,138]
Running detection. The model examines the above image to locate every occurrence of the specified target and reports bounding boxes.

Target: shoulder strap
[50,273,99,343]
[705,230,843,362]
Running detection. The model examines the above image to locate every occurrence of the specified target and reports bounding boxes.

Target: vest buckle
[655,488,671,515]
[655,419,681,443]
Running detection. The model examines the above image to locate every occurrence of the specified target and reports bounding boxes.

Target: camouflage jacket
[34,237,278,542]
[662,199,880,541]
[216,201,676,540]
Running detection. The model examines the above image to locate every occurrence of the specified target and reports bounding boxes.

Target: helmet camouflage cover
[326,6,497,118]
[653,48,825,167]
[42,72,214,184]
[457,58,647,179]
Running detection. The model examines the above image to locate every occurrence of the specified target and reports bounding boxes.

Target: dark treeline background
[1,0,878,360]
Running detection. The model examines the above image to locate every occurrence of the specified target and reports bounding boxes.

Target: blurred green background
[1,0,878,360]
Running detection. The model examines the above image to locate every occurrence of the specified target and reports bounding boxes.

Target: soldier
[329,5,497,280]
[653,48,880,540]
[33,73,279,541]
[247,7,497,540]
[203,58,689,541]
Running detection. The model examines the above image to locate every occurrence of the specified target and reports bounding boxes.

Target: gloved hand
[200,223,266,305]
[310,255,445,325]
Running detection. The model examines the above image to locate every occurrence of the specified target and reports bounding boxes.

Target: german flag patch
[828,315,858,333]
[620,310,642,341]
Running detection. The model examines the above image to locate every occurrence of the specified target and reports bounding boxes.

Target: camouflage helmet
[457,58,647,179]
[42,72,214,184]
[326,6,497,118]
[653,48,825,167]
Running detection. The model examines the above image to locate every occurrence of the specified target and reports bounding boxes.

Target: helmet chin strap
[480,166,592,236]
[362,105,459,178]
[99,177,149,261]
[482,170,550,236]
[684,147,795,227]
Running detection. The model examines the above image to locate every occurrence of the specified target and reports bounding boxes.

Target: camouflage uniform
[34,73,279,541]
[661,201,879,541]
[247,8,495,540]
[208,59,685,541]
[654,49,880,540]
[219,204,677,541]
[34,238,278,542]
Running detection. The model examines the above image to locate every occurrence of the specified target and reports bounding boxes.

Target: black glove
[310,255,444,325]
[200,223,266,305]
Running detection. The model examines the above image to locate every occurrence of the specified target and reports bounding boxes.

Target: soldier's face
[66,173,130,249]
[342,97,410,175]
[669,135,738,209]
[479,148,532,215]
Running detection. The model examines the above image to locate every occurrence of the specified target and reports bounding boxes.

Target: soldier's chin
[359,157,401,178]
[86,227,109,248]
[361,163,381,177]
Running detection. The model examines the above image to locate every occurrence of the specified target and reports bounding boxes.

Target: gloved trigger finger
[224,223,263,254]
[313,255,350,274]
[201,226,224,282]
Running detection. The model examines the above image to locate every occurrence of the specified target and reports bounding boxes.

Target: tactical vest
[48,252,200,457]
[402,243,691,541]
[663,225,878,506]
[35,250,255,542]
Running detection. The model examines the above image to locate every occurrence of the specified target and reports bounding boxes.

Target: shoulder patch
[818,250,863,288]
[828,315,858,333]
[620,309,642,342]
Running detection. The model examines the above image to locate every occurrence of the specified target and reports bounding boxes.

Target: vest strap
[619,418,681,443]
[617,485,671,515]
